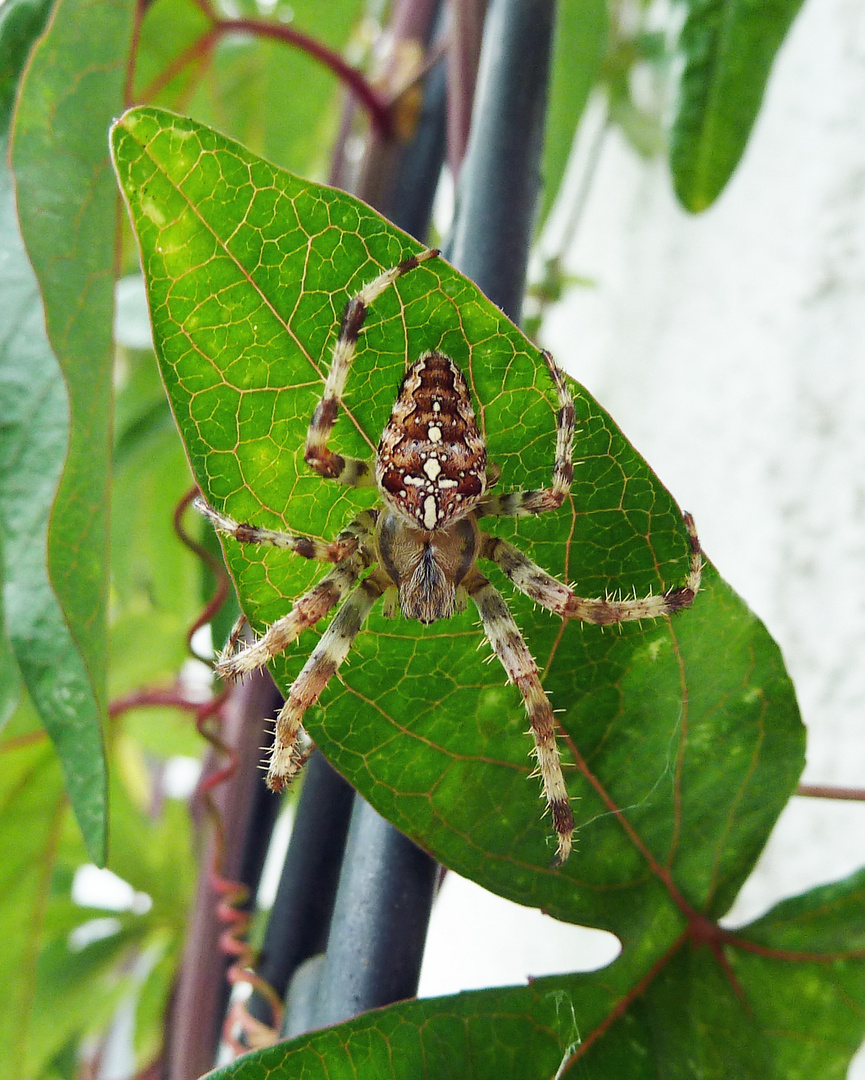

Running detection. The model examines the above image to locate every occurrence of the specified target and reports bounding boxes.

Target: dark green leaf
[670,0,807,211]
[0,0,105,854]
[209,874,865,1080]
[9,0,139,861]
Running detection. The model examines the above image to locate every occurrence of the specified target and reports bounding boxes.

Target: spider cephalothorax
[198,248,702,864]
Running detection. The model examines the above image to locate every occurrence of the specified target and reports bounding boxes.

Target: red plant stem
[797,783,865,801]
[220,18,393,137]
[196,699,285,1049]
[137,27,218,104]
[559,935,688,1071]
[167,673,282,1078]
[720,932,865,964]
[109,686,208,719]
[446,0,487,175]
[123,0,148,108]
[138,16,393,138]
[173,487,229,654]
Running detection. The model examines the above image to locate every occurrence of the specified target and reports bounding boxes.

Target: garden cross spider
[197,247,702,864]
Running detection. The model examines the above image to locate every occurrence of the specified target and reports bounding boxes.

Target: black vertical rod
[449,0,556,318]
[312,800,440,1027]
[246,752,354,1024]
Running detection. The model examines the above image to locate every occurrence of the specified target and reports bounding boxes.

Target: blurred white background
[419,0,865,1072]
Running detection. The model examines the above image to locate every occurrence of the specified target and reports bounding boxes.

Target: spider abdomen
[375,351,487,530]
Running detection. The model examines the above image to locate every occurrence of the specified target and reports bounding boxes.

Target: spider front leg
[196,498,375,563]
[466,570,574,865]
[480,513,702,624]
[478,350,575,518]
[207,511,377,679]
[304,247,440,485]
[267,569,390,789]
[216,555,365,680]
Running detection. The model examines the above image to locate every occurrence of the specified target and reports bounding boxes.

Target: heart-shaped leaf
[111,108,804,949]
[208,863,865,1080]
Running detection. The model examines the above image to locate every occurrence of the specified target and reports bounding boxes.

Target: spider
[197,247,702,865]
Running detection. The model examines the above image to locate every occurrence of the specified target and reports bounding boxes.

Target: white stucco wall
[422,0,865,1071]
[543,0,865,920]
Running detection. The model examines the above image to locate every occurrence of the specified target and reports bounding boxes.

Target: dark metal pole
[311,799,440,1027]
[449,0,556,317]
[246,752,354,1025]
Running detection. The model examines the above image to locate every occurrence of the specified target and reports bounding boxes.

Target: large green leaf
[9,0,140,862]
[208,866,865,1079]
[109,106,827,1074]
[0,0,117,861]
[670,0,807,211]
[110,106,803,922]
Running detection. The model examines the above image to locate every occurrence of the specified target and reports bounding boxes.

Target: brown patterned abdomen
[376,351,487,530]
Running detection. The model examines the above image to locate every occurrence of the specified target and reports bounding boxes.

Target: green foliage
[0,704,194,1080]
[540,0,608,225]
[7,0,137,863]
[1,0,859,1076]
[133,0,363,175]
[204,862,865,1079]
[111,107,865,1079]
[670,0,808,210]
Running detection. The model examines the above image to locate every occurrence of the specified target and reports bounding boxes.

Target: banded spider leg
[472,351,701,861]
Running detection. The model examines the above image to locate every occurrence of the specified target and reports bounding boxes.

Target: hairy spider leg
[304,247,441,486]
[480,513,702,625]
[199,505,377,676]
[466,570,574,865]
[214,507,378,681]
[479,350,575,518]
[267,569,390,789]
[216,554,366,680]
[217,612,250,669]
[195,498,376,564]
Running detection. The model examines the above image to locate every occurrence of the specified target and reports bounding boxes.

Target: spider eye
[400,547,456,624]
